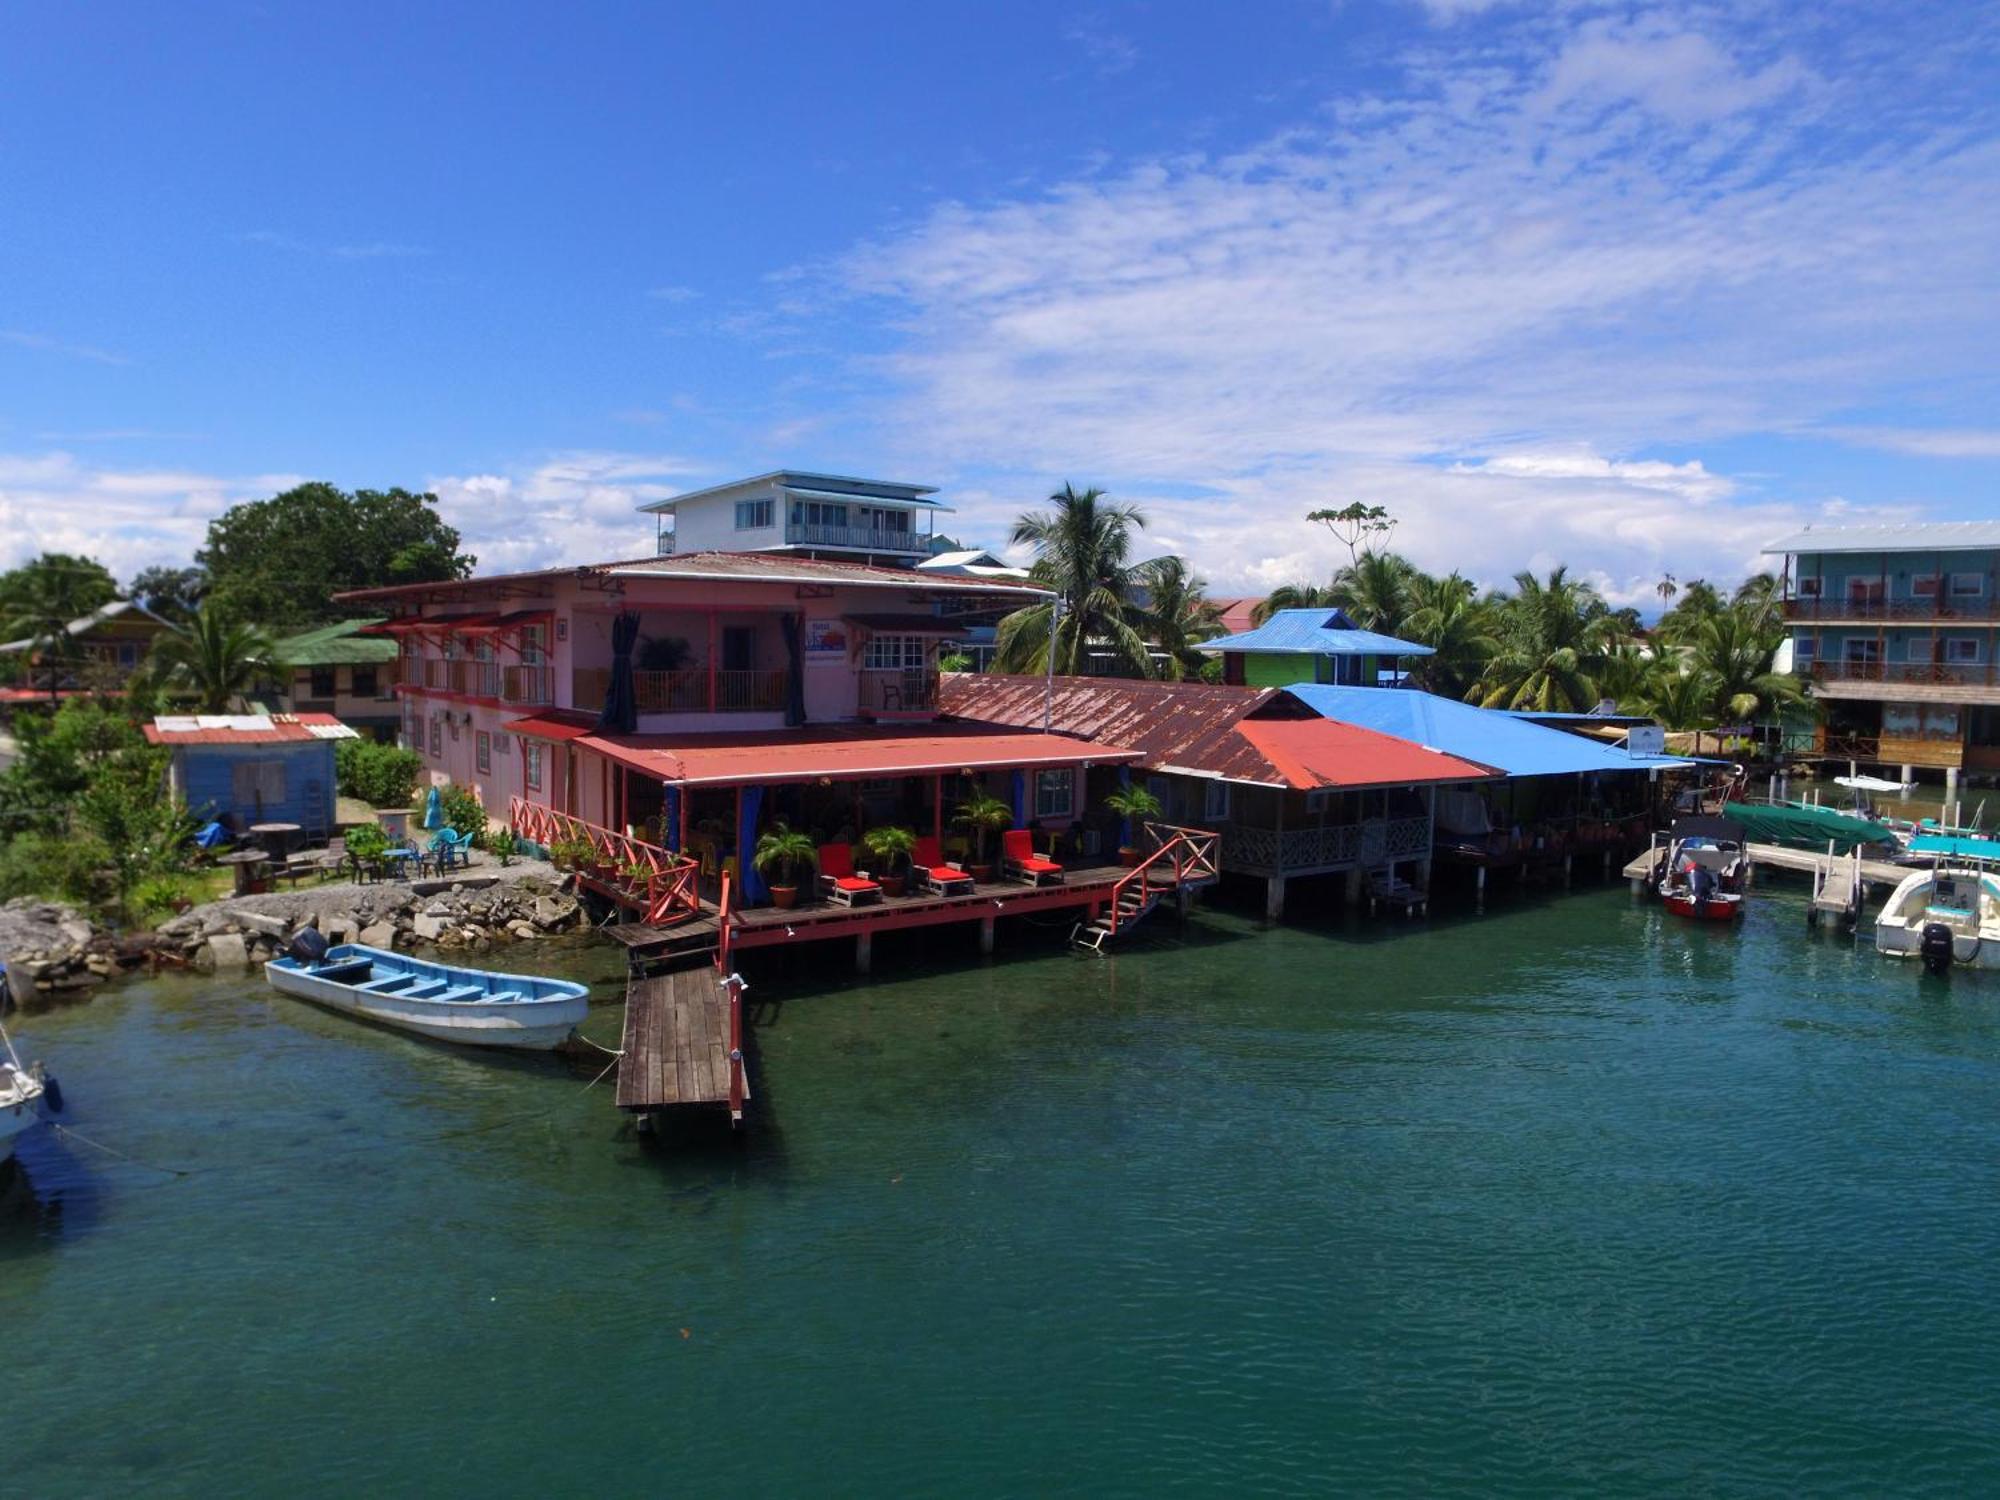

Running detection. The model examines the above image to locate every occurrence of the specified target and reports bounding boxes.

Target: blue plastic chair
[428,829,473,871]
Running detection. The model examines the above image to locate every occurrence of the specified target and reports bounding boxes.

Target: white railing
[786,521,926,552]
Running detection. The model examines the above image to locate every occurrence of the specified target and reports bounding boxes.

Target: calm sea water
[5,883,1999,1497]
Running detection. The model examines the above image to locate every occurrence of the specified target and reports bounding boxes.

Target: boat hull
[1662,892,1743,921]
[1874,867,2000,970]
[0,1068,45,1158]
[264,945,589,1050]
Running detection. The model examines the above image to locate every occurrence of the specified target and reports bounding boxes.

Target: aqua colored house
[1198,608,1431,688]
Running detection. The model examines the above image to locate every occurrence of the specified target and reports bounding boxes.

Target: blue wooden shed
[145,713,358,837]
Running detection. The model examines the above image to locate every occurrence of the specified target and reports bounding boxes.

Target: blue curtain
[739,786,767,903]
[664,784,681,852]
[597,610,640,733]
[1010,770,1027,828]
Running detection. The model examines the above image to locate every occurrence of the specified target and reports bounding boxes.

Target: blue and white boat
[264,944,589,1050]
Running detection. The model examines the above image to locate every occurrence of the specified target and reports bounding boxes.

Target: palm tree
[1250,581,1337,627]
[1595,641,1658,713]
[1133,556,1221,680]
[3,567,98,704]
[1328,550,1417,636]
[152,602,275,713]
[1641,659,1722,732]
[1402,572,1497,698]
[1476,566,1620,712]
[994,484,1154,676]
[1687,606,1811,724]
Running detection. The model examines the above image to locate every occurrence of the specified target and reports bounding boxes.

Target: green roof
[272,618,397,667]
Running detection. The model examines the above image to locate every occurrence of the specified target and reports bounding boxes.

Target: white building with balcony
[640,471,947,569]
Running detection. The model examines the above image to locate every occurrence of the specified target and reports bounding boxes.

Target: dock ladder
[1808,839,1864,932]
[1071,823,1219,952]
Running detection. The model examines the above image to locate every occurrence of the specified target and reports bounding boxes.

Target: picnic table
[249,822,301,860]
[218,848,271,896]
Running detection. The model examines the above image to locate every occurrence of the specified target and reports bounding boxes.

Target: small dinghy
[264,937,589,1050]
[1655,815,1748,923]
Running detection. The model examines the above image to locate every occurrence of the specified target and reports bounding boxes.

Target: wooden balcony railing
[1784,597,2000,622]
[1811,661,1997,687]
[572,666,788,714]
[501,664,552,706]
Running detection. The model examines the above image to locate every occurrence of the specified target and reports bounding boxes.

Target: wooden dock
[616,966,745,1121]
[1623,841,1908,890]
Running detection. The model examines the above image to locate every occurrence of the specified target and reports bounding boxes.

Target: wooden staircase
[1071,823,1219,952]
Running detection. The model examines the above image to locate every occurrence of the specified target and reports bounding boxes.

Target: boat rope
[582,1053,622,1092]
[567,1033,623,1058]
[49,1123,196,1178]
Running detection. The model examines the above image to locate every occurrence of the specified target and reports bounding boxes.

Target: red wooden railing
[507,796,704,925]
[716,871,746,1122]
[1106,822,1220,936]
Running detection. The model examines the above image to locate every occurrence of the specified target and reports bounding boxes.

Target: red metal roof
[1208,596,1262,635]
[939,673,1497,790]
[572,724,1140,787]
[1234,717,1496,789]
[144,713,356,745]
[502,710,599,743]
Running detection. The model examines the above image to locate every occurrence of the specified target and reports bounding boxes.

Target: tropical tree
[128,565,208,622]
[1307,502,1394,563]
[1596,642,1658,712]
[1476,566,1621,711]
[1402,571,1498,698]
[1250,581,1338,626]
[993,484,1154,676]
[2,557,117,704]
[1686,607,1811,724]
[151,603,276,712]
[1328,550,1417,636]
[1652,577,1727,645]
[1640,660,1722,732]
[1133,555,1222,680]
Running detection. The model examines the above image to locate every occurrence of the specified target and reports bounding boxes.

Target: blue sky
[3,0,1997,605]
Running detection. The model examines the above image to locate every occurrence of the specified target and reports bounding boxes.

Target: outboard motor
[1920,922,1956,976]
[286,927,329,966]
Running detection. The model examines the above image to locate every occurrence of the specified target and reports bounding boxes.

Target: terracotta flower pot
[770,885,799,909]
[881,873,908,897]
[1119,847,1142,868]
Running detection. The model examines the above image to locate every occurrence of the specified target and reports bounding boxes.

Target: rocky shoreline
[1,859,594,1003]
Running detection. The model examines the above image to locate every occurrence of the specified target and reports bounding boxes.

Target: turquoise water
[6,885,2000,1496]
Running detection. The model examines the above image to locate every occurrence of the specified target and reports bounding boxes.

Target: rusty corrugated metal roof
[939,673,1498,790]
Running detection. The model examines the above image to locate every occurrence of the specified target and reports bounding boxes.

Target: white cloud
[1826,427,2000,460]
[2,330,131,367]
[425,451,712,575]
[833,5,1998,600]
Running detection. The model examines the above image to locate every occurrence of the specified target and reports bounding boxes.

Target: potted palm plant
[1103,784,1165,867]
[754,822,818,910]
[951,791,1013,882]
[861,824,917,897]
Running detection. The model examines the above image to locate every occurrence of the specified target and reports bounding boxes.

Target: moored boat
[0,965,55,1158]
[264,943,589,1050]
[1655,815,1749,923]
[1874,865,2000,974]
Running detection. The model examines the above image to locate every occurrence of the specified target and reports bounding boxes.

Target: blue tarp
[1283,684,1697,778]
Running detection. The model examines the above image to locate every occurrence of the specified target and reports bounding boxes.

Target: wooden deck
[724,864,1155,948]
[1623,841,1908,890]
[616,967,743,1115]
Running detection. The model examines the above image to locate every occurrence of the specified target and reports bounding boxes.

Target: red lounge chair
[912,836,975,896]
[817,843,883,907]
[1001,828,1065,886]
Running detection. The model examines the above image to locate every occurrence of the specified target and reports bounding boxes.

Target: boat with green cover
[1720,800,1899,855]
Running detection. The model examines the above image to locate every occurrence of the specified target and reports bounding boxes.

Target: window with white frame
[1843,638,1882,664]
[1946,637,1980,663]
[734,499,773,530]
[428,714,441,756]
[793,500,847,527]
[1951,572,1984,598]
[1796,576,1821,597]
[476,730,492,774]
[1793,635,1815,664]
[1033,768,1075,820]
[523,740,543,791]
[1204,780,1232,822]
[863,634,928,670]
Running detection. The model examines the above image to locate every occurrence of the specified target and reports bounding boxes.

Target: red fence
[507,796,703,925]
[1108,822,1219,936]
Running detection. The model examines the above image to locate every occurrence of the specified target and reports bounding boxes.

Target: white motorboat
[0,1057,47,1160]
[1874,865,2000,973]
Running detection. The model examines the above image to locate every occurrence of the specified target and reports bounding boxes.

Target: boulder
[58,918,95,947]
[237,911,289,938]
[358,921,397,948]
[411,913,446,940]
[205,933,250,971]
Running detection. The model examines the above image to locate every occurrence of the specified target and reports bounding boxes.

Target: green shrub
[335,740,422,809]
[0,832,110,906]
[345,824,391,864]
[133,873,197,926]
[437,783,489,845]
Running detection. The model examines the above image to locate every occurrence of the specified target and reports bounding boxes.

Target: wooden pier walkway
[1623,841,1908,890]
[616,966,746,1121]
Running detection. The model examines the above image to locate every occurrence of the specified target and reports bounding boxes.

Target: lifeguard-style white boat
[264,943,589,1050]
[1874,866,2000,974]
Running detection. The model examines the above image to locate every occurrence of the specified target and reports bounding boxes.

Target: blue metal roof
[1283,684,1695,777]
[1199,609,1433,657]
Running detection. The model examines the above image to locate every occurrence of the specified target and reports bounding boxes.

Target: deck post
[855,931,873,974]
[1563,852,1573,889]
[1946,764,1960,808]
[707,610,719,712]
[1265,874,1286,922]
[1344,865,1362,907]
[979,914,996,954]
[1475,864,1487,911]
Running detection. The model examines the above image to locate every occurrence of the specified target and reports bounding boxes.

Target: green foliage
[1,552,120,702]
[1131,555,1222,681]
[636,634,692,672]
[753,821,819,886]
[150,602,276,713]
[951,790,1013,861]
[860,824,916,875]
[133,873,201,926]
[196,482,475,628]
[1306,502,1395,563]
[1476,566,1623,712]
[0,698,149,838]
[335,739,422,808]
[0,831,110,906]
[1403,571,1499,699]
[74,745,196,920]
[436,783,489,844]
[994,484,1156,678]
[1196,656,1224,684]
[489,827,518,866]
[938,651,973,673]
[344,824,391,864]
[1103,783,1165,823]
[128,565,207,622]
[547,834,594,870]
